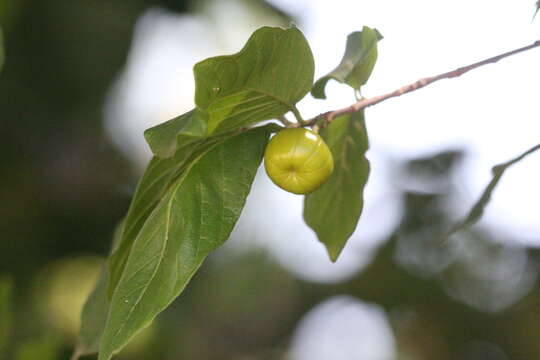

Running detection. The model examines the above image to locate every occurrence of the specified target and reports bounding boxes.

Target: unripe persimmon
[264,128,334,194]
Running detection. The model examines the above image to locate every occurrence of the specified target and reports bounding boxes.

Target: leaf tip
[142,127,153,146]
[325,244,343,263]
[371,27,384,41]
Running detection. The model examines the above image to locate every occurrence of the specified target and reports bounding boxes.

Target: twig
[443,142,540,241]
[302,39,540,128]
[291,105,307,125]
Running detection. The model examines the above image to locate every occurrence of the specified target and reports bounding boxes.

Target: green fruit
[264,128,334,194]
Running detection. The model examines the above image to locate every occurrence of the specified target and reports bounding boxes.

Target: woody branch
[298,39,540,128]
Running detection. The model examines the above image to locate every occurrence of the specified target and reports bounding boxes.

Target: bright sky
[104,1,540,357]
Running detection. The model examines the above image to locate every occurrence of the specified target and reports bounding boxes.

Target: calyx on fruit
[264,128,334,194]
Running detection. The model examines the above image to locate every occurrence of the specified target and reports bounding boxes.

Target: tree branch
[302,39,540,127]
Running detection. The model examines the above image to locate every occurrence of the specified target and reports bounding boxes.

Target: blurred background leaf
[14,337,62,360]
[446,142,540,238]
[0,277,12,360]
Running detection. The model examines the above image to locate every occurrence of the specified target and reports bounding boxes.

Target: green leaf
[534,0,540,19]
[311,27,382,99]
[143,26,313,159]
[0,276,12,359]
[446,142,540,238]
[108,133,234,296]
[73,222,125,359]
[98,126,271,360]
[194,26,314,134]
[304,111,370,261]
[144,109,207,158]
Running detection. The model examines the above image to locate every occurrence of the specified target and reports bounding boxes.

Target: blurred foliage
[1,1,539,360]
[0,26,4,74]
[14,336,62,360]
[0,277,12,359]
[447,143,540,239]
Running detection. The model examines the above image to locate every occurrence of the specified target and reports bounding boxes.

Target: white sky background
[103,1,540,358]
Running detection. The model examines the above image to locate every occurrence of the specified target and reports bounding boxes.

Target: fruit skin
[264,128,334,194]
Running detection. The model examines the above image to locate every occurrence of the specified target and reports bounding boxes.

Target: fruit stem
[277,115,293,126]
[354,89,363,102]
[291,105,307,126]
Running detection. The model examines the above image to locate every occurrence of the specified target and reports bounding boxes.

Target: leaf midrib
[106,136,235,350]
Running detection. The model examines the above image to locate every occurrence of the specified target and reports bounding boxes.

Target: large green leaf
[304,111,370,261]
[311,27,382,99]
[98,126,271,360]
[194,26,314,134]
[446,142,540,238]
[143,27,313,159]
[108,133,234,296]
